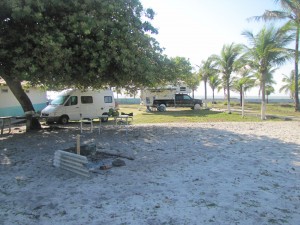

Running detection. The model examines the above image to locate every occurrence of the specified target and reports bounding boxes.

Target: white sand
[0,121,300,225]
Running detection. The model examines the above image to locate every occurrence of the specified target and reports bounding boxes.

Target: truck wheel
[194,104,201,110]
[59,115,69,125]
[158,104,166,112]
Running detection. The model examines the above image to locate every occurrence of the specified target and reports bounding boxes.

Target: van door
[64,96,80,120]
[101,95,114,114]
[80,95,94,118]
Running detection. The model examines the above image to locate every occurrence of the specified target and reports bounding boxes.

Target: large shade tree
[243,26,293,119]
[213,43,243,113]
[252,0,300,111]
[0,0,169,130]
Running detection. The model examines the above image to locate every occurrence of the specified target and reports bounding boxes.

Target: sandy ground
[0,121,300,225]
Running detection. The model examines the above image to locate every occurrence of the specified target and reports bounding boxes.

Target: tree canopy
[243,26,293,119]
[0,0,170,89]
[251,0,300,111]
[0,0,175,129]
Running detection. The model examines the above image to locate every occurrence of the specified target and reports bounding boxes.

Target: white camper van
[41,89,116,124]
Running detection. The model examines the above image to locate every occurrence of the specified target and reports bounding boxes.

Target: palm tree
[280,70,300,101]
[185,72,200,99]
[231,67,256,106]
[198,56,217,105]
[265,85,275,103]
[208,74,222,103]
[243,26,293,119]
[251,0,300,111]
[213,43,243,113]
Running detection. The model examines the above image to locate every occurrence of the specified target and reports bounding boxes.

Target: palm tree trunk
[239,86,242,106]
[294,25,300,111]
[261,74,266,120]
[227,79,231,113]
[204,80,207,108]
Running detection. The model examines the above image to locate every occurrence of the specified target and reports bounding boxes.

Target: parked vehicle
[140,85,202,111]
[153,93,202,111]
[41,89,116,124]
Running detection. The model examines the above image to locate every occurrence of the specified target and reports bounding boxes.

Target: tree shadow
[0,123,299,224]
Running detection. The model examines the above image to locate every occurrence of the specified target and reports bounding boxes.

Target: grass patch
[117,104,271,124]
[209,101,299,118]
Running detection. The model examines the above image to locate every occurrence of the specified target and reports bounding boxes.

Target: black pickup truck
[152,94,202,111]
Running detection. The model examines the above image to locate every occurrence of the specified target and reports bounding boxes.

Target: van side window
[65,96,78,106]
[81,96,93,104]
[104,96,112,103]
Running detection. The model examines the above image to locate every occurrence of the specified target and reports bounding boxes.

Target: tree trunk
[204,80,207,108]
[1,76,41,131]
[227,79,231,114]
[239,86,242,106]
[294,25,299,111]
[261,74,266,120]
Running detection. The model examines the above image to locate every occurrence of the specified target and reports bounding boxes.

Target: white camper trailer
[41,89,116,124]
[140,85,191,108]
[0,79,47,117]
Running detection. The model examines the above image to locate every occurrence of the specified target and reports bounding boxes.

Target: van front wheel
[59,115,69,125]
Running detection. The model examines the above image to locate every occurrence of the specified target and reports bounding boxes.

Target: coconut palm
[279,70,300,101]
[231,67,256,106]
[265,85,275,103]
[198,56,217,105]
[253,67,277,97]
[243,26,293,119]
[251,0,300,111]
[186,72,200,99]
[208,74,222,103]
[213,43,243,113]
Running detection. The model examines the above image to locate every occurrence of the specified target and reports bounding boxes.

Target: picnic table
[98,115,133,135]
[79,115,133,135]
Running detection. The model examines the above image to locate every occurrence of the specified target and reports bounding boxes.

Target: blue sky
[140,0,292,98]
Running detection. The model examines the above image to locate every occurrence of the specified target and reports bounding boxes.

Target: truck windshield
[50,95,70,105]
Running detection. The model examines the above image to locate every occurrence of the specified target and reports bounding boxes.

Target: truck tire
[158,104,166,112]
[194,104,201,110]
[59,115,69,125]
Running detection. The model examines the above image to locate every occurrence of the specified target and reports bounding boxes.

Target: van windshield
[50,95,70,105]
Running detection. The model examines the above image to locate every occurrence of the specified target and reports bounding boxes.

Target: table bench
[0,116,13,135]
[79,115,133,135]
[98,115,133,135]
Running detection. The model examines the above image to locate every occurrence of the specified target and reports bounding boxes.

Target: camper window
[65,96,78,106]
[104,96,112,103]
[81,96,93,104]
